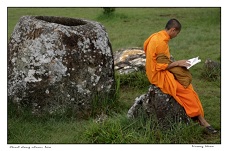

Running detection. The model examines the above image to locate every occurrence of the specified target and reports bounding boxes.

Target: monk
[144,18,217,134]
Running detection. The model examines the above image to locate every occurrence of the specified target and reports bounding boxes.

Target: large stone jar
[8,16,115,117]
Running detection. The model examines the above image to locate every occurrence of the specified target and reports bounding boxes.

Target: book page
[187,56,201,69]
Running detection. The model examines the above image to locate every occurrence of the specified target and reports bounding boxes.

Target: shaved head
[165,19,182,31]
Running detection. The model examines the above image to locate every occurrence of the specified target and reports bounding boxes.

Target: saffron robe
[143,30,204,117]
[156,54,192,88]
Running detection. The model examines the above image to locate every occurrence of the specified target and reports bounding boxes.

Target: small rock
[127,84,190,129]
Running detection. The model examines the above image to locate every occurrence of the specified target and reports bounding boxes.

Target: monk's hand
[177,60,191,68]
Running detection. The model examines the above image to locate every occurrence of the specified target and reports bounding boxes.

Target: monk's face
[169,28,180,39]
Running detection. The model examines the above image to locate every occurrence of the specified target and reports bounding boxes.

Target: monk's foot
[204,126,218,134]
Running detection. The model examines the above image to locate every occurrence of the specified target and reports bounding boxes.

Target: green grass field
[7,7,221,144]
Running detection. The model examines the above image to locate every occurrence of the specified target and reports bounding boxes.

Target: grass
[7,7,221,144]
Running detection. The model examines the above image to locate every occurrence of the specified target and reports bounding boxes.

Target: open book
[187,56,201,69]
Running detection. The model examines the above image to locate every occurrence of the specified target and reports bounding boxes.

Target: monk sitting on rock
[143,18,217,134]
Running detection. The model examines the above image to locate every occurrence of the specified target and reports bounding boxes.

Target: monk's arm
[166,60,190,69]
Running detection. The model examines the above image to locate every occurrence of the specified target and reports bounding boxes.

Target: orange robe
[144,30,204,117]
